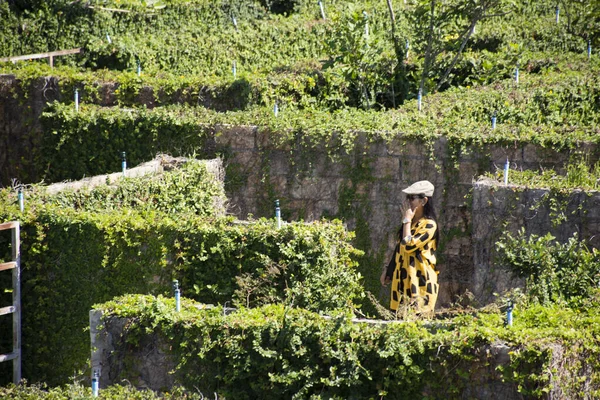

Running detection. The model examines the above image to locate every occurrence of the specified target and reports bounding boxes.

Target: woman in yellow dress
[380,180,439,314]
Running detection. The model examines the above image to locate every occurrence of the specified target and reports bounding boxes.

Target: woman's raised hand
[400,199,415,222]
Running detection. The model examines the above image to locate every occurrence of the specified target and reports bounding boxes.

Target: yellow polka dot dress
[386,218,438,313]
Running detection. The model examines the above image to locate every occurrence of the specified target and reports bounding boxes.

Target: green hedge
[93,293,600,399]
[2,0,596,99]
[25,62,599,185]
[0,194,363,386]
[38,102,216,182]
[497,229,600,307]
[33,159,227,217]
[0,0,330,76]
[0,382,205,399]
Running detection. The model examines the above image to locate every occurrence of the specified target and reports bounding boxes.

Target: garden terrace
[87,293,600,399]
[1,0,600,395]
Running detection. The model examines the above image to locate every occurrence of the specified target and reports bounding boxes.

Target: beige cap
[402,180,434,197]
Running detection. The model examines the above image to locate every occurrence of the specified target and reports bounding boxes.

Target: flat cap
[402,180,434,197]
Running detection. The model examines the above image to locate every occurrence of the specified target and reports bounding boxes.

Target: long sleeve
[400,220,437,255]
[385,243,399,279]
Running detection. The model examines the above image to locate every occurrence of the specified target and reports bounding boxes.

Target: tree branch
[419,0,437,96]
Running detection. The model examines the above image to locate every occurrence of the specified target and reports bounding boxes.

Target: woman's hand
[400,199,415,222]
[380,269,391,286]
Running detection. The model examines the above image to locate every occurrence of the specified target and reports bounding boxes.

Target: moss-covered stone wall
[2,75,599,308]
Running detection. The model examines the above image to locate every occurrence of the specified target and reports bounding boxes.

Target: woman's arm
[380,244,399,285]
[400,220,437,254]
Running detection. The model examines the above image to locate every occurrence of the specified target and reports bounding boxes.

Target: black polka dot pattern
[389,218,438,313]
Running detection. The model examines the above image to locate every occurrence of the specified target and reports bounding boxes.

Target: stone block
[136,85,155,108]
[385,136,425,156]
[372,156,400,179]
[97,82,118,106]
[366,138,389,157]
[215,125,256,149]
[269,151,291,176]
[289,177,340,201]
[456,160,480,184]
[229,150,259,167]
[312,155,346,178]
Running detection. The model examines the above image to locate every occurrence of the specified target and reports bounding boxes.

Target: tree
[409,0,512,95]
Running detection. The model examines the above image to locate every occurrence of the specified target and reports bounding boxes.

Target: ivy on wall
[93,293,600,399]
[0,178,364,385]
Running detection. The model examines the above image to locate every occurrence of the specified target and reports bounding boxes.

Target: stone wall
[2,74,599,308]
[88,309,590,399]
[0,75,60,185]
[215,125,600,307]
[472,179,600,304]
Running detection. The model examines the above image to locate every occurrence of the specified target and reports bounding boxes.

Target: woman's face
[406,195,425,211]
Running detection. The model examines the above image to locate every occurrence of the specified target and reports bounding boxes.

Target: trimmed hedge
[34,159,227,217]
[0,193,363,385]
[94,293,600,399]
[38,102,216,182]
[0,382,205,399]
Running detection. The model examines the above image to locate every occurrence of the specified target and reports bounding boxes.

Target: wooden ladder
[0,221,21,384]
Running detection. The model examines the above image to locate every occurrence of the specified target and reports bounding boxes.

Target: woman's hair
[423,196,440,243]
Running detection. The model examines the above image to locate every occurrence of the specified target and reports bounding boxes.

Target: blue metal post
[74,88,79,112]
[173,280,181,312]
[232,60,237,78]
[503,158,509,185]
[417,88,422,111]
[588,40,592,59]
[18,188,24,213]
[318,1,326,20]
[491,110,497,129]
[515,63,519,85]
[92,370,99,397]
[121,152,127,176]
[274,102,279,117]
[275,199,281,229]
[506,300,514,327]
[137,61,141,76]
[555,5,559,23]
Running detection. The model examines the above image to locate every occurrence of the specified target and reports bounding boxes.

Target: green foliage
[0,193,363,385]
[93,293,600,398]
[3,0,599,106]
[0,0,329,77]
[324,5,394,109]
[38,102,216,182]
[489,155,600,191]
[33,159,226,217]
[496,228,600,307]
[32,59,600,183]
[0,381,206,399]
[83,37,138,71]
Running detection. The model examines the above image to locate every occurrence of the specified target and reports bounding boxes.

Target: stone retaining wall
[472,179,600,304]
[88,308,588,399]
[215,124,599,307]
[2,75,599,307]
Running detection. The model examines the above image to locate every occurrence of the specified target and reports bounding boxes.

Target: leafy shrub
[496,228,600,307]
[488,155,600,191]
[38,102,216,183]
[83,37,138,71]
[0,381,206,399]
[0,194,363,385]
[35,158,227,217]
[93,293,600,398]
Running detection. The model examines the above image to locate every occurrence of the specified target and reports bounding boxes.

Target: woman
[380,180,439,314]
